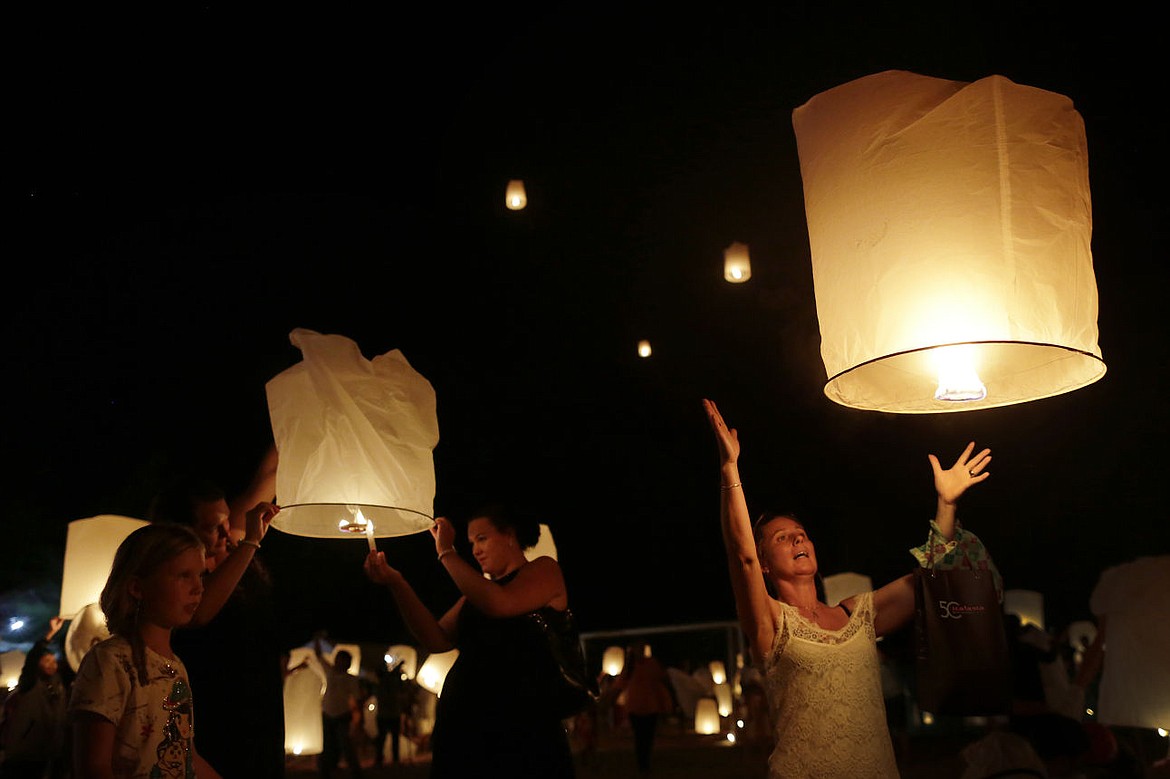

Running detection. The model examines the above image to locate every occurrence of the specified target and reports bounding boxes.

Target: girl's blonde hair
[100,523,204,684]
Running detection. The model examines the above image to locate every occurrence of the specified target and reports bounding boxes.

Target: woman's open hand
[930,442,991,505]
[703,398,740,467]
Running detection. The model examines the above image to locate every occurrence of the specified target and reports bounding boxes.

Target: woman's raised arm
[365,551,458,653]
[703,399,778,665]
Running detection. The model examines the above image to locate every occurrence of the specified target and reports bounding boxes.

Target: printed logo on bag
[937,600,988,619]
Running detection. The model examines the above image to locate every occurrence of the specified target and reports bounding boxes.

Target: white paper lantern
[714,682,733,717]
[284,663,325,755]
[723,241,751,283]
[505,179,527,210]
[637,340,652,358]
[330,643,361,676]
[1,650,25,691]
[59,515,148,619]
[524,523,559,562]
[708,660,727,686]
[387,644,418,680]
[793,70,1105,413]
[602,645,625,677]
[823,571,874,607]
[694,697,720,734]
[1004,589,1046,630]
[266,329,438,539]
[417,649,459,697]
[64,602,112,672]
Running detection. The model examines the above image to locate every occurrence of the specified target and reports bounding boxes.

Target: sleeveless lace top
[763,591,900,778]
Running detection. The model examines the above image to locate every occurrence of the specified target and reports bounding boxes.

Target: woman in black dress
[364,507,575,778]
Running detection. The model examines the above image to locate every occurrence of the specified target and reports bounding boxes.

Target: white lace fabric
[763,591,901,778]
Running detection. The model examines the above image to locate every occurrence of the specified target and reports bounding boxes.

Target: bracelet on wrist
[720,482,743,491]
[237,538,261,550]
[437,548,455,562]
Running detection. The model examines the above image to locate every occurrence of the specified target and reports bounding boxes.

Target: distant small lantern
[602,646,625,676]
[714,682,733,717]
[284,660,326,755]
[723,242,751,283]
[637,340,652,358]
[1005,589,1046,630]
[505,179,527,210]
[59,515,148,619]
[266,329,438,539]
[417,650,459,697]
[1,650,25,691]
[708,660,727,686]
[792,70,1105,413]
[695,697,720,734]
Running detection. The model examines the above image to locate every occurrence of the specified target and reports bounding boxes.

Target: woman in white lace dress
[702,399,995,778]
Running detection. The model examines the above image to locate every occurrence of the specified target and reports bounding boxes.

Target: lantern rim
[824,339,1106,414]
[271,503,435,539]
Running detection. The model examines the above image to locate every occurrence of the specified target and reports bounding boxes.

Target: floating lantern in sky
[505,179,527,210]
[792,70,1105,412]
[59,515,148,619]
[637,340,652,358]
[695,697,720,734]
[1,650,25,691]
[602,646,625,677]
[525,523,559,562]
[266,329,438,539]
[417,650,459,697]
[723,241,751,283]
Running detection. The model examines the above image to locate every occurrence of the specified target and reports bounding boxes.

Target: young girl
[69,523,222,779]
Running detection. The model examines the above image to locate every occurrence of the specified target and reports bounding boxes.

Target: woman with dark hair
[703,399,1001,778]
[0,619,70,779]
[364,506,578,778]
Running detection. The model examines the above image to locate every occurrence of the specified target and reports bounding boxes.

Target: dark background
[5,4,1167,658]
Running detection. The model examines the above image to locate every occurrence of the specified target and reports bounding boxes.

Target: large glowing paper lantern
[417,650,459,697]
[723,242,751,283]
[602,646,625,677]
[792,71,1104,413]
[1004,589,1046,630]
[266,329,438,538]
[695,697,720,734]
[284,663,325,755]
[59,515,148,618]
[505,180,527,210]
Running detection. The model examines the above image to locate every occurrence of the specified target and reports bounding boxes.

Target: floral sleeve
[909,520,1003,601]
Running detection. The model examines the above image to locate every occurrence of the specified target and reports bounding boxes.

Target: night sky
[6,5,1168,659]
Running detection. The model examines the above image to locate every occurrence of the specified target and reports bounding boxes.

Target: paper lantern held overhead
[792,70,1105,413]
[266,329,438,539]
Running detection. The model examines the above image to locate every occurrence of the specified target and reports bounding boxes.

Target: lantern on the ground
[1004,589,1045,630]
[417,650,459,697]
[792,70,1105,413]
[505,180,527,210]
[266,329,438,539]
[602,646,625,676]
[714,682,733,717]
[64,602,112,673]
[723,242,751,283]
[59,515,148,619]
[695,697,720,734]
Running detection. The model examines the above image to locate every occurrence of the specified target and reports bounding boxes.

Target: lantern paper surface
[1,650,25,691]
[792,71,1105,412]
[266,329,438,538]
[417,649,459,697]
[284,664,325,755]
[602,645,625,676]
[714,682,733,717]
[65,602,112,672]
[59,515,148,618]
[695,697,720,734]
[505,180,527,210]
[823,572,874,607]
[723,242,751,283]
[1004,589,1046,630]
[387,644,418,680]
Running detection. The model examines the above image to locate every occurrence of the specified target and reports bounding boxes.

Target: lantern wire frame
[271,503,434,539]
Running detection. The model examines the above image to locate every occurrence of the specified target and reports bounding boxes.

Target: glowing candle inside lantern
[723,242,751,283]
[637,340,652,358]
[931,344,987,402]
[505,180,527,210]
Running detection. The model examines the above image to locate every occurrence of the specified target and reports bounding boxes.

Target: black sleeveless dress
[429,570,575,778]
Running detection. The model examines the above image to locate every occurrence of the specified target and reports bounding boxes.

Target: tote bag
[914,567,1012,715]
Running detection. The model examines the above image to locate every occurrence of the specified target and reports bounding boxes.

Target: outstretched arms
[364,551,460,653]
[703,399,779,666]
